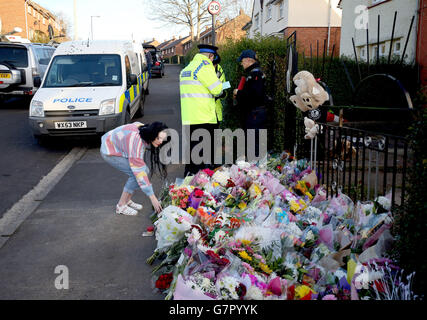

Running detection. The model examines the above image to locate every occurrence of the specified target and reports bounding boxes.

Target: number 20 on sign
[208,1,221,15]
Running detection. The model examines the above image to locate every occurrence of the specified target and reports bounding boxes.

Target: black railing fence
[293,119,410,208]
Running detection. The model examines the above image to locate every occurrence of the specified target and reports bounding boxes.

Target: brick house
[0,0,62,42]
[246,0,342,57]
[182,10,251,55]
[160,35,191,61]
[142,38,160,48]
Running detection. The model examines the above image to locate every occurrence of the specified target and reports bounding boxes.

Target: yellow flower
[290,200,300,213]
[305,192,313,201]
[240,239,251,246]
[295,285,312,299]
[238,202,247,210]
[238,251,252,261]
[299,199,308,211]
[259,262,272,274]
[186,207,196,216]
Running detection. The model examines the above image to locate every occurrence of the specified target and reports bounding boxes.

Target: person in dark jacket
[145,48,153,79]
[233,49,268,158]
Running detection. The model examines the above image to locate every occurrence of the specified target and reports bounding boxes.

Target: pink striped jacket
[100,122,154,196]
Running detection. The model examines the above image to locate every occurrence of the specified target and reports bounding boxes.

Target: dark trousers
[245,106,267,159]
[184,123,218,177]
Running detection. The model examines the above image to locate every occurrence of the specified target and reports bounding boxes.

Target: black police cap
[197,44,219,54]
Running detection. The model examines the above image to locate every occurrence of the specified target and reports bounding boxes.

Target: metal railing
[294,120,410,208]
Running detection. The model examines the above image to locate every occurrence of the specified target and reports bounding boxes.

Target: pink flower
[322,294,337,300]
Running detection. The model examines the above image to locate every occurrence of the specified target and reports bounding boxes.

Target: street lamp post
[90,15,100,40]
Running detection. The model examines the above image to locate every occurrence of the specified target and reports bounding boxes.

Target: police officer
[233,49,269,158]
[180,44,223,176]
[212,54,226,124]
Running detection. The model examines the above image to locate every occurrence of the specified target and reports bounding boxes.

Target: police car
[29,40,149,140]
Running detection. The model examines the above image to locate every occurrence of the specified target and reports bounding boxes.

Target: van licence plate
[54,121,87,129]
[0,73,11,78]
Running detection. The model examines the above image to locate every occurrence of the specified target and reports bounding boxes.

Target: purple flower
[184,247,192,257]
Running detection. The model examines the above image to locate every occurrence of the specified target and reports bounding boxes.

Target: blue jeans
[101,152,139,194]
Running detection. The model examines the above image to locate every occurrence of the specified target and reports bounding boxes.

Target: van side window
[139,53,146,73]
[125,55,131,89]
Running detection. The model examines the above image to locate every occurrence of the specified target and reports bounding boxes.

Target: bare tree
[54,11,72,40]
[144,0,252,41]
[145,0,197,40]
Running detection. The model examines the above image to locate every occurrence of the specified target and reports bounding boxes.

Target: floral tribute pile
[147,152,418,300]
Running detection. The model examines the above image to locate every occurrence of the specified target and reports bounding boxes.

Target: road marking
[0,147,87,248]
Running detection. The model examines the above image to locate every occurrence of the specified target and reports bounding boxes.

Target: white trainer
[127,200,143,211]
[116,204,138,216]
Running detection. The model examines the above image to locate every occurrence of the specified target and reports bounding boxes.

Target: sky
[35,0,190,43]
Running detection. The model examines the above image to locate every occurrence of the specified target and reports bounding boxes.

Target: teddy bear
[290,71,329,112]
[304,117,319,140]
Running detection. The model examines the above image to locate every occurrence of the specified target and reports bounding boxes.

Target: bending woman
[100,121,168,215]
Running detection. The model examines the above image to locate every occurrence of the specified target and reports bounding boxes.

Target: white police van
[29,40,149,140]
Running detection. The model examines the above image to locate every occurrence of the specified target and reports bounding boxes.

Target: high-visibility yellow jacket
[215,64,226,122]
[180,53,223,125]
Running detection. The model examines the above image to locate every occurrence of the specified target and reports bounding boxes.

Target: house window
[43,18,46,25]
[372,45,379,60]
[254,14,259,30]
[360,47,366,59]
[266,4,272,21]
[380,44,386,56]
[27,6,31,14]
[278,1,284,19]
[394,41,401,54]
[33,9,36,17]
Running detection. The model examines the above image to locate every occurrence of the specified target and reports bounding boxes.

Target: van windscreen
[0,46,28,68]
[44,54,122,88]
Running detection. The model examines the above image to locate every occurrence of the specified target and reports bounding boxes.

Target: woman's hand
[233,89,238,98]
[149,194,163,213]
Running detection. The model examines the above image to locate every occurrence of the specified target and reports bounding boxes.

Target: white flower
[376,196,391,211]
[245,286,264,300]
[218,276,240,300]
[305,206,322,218]
[305,230,315,241]
[236,160,251,169]
[354,272,370,290]
[247,169,259,180]
[212,170,231,187]
[201,278,212,288]
[214,230,227,242]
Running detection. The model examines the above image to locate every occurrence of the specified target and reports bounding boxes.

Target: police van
[29,40,149,140]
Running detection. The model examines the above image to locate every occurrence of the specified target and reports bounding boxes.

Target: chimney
[239,8,244,15]
[152,37,155,41]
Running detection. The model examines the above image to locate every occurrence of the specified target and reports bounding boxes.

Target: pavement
[0,64,184,299]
